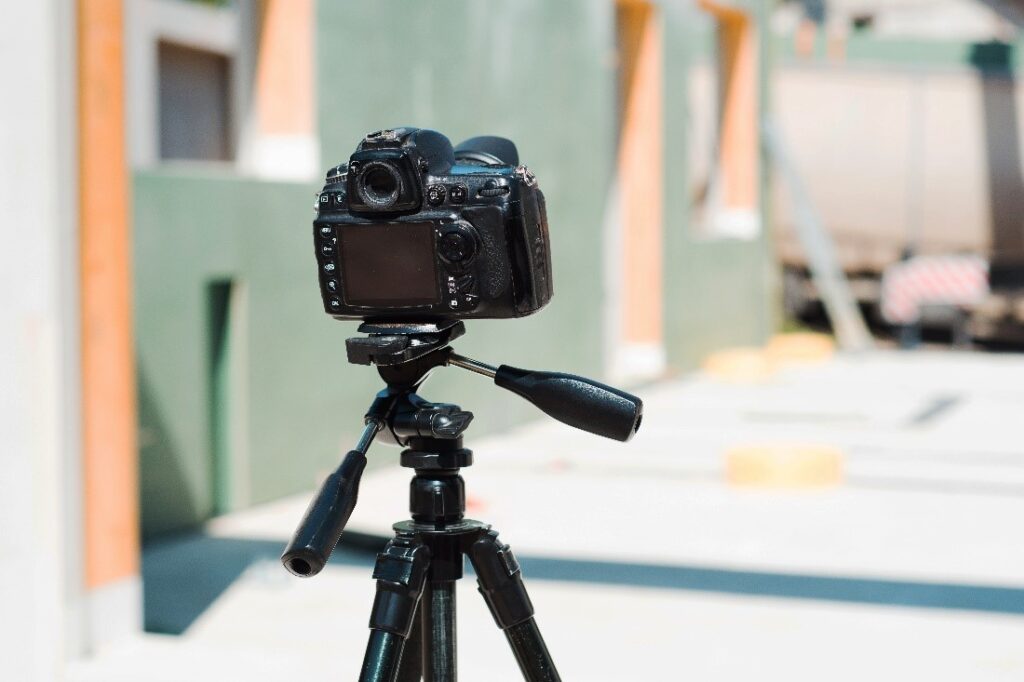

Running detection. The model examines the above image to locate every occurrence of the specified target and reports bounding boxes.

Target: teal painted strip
[515,556,1024,616]
[774,34,1024,71]
[207,280,233,515]
[142,532,1024,636]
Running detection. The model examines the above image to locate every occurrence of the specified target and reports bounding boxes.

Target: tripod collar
[401,446,473,470]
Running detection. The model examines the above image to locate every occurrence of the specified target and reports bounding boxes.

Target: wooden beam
[699,0,759,212]
[78,0,139,589]
[617,0,664,349]
[255,0,314,136]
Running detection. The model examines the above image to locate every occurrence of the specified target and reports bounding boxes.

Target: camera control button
[427,184,446,206]
[478,179,509,197]
[318,225,335,237]
[455,274,475,293]
[325,279,339,293]
[328,297,341,309]
[449,184,468,204]
[320,243,334,256]
[439,231,475,264]
[323,261,336,273]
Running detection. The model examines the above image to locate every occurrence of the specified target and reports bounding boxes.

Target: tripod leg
[468,530,561,682]
[394,600,423,682]
[359,534,430,682]
[420,580,457,682]
[362,631,406,682]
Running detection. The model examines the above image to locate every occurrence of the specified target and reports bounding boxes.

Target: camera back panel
[313,129,553,321]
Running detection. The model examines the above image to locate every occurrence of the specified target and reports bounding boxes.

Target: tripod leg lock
[369,534,431,638]
[469,530,535,630]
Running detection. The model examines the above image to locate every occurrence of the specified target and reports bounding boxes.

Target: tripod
[282,321,643,682]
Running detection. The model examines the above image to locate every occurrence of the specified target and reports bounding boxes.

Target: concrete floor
[70,350,1024,680]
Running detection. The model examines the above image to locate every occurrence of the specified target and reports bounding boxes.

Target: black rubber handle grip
[281,449,366,577]
[494,365,643,442]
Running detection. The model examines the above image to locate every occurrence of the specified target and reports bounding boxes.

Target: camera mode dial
[438,222,478,266]
[426,184,446,206]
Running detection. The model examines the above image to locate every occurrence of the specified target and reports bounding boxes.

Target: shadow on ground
[516,557,1024,616]
[142,532,379,634]
[144,531,1024,635]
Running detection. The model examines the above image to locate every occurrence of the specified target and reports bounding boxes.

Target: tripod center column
[401,438,473,526]
[409,470,466,525]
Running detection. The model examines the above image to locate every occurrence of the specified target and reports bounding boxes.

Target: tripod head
[282,320,643,577]
[351,320,643,441]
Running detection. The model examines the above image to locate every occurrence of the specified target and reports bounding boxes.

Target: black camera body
[313,128,553,321]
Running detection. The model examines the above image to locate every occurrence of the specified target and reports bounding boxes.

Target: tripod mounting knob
[394,405,474,439]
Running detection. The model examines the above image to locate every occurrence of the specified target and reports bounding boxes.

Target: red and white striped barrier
[881,255,989,325]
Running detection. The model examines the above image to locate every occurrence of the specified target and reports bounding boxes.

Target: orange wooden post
[250,0,318,178]
[78,0,139,592]
[256,0,314,138]
[616,0,665,375]
[699,0,760,221]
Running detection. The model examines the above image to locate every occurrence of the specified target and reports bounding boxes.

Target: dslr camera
[313,128,553,320]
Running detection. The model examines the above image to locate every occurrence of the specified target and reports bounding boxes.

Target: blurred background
[3,0,1024,679]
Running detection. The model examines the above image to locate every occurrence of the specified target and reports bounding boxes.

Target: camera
[313,128,553,320]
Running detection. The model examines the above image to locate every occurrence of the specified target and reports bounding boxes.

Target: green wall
[135,0,775,537]
[134,171,380,535]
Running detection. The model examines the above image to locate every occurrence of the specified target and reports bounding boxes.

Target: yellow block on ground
[701,347,775,383]
[702,334,834,383]
[766,332,835,365]
[726,443,844,488]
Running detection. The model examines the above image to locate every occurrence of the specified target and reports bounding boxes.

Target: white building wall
[0,0,85,678]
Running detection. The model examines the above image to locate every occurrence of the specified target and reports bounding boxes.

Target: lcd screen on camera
[338,222,439,306]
